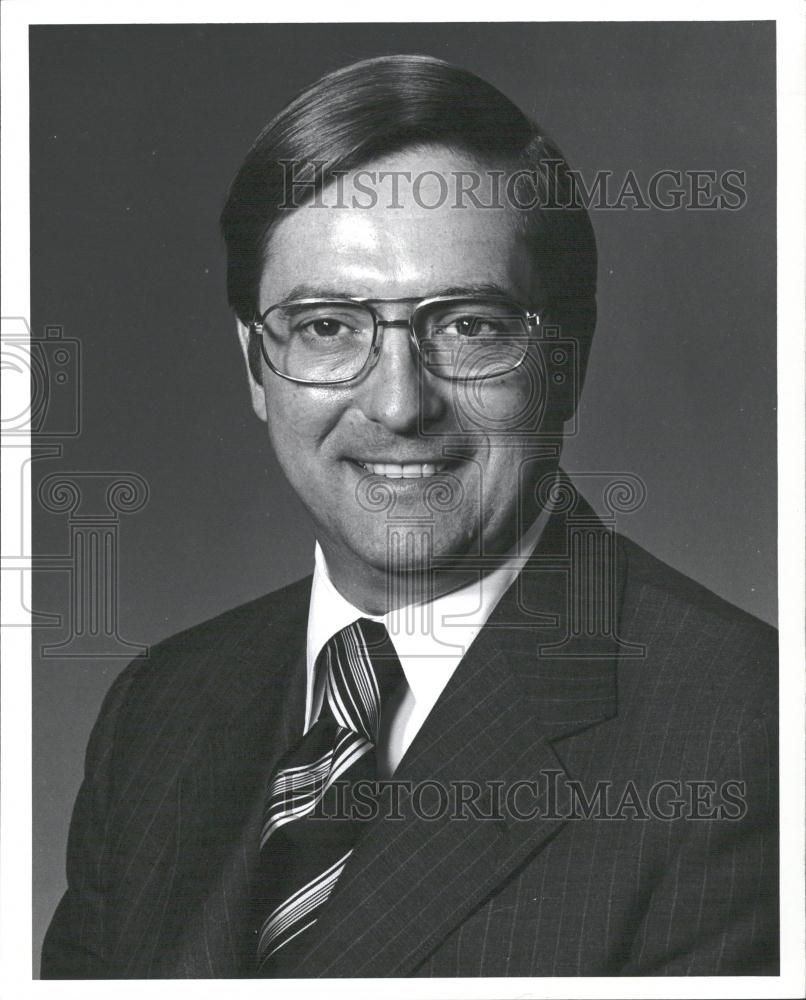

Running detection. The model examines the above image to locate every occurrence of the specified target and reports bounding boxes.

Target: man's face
[241,146,558,597]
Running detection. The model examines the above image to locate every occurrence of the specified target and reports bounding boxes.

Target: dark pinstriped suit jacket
[41,498,778,978]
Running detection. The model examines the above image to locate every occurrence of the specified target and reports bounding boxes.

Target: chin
[346,520,479,574]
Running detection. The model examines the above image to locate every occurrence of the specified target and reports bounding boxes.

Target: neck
[322,552,480,616]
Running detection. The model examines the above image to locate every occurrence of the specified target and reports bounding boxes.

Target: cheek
[472,371,543,491]
[263,382,344,464]
[264,386,309,458]
[459,370,536,430]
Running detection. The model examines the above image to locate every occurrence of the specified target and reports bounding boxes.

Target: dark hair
[220,54,597,337]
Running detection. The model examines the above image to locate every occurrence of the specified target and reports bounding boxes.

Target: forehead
[259,146,538,305]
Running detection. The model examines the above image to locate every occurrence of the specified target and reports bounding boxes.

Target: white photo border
[2,2,803,998]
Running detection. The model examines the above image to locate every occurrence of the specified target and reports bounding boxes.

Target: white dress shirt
[304,503,551,776]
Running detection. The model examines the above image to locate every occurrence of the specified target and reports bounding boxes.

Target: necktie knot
[322,617,404,744]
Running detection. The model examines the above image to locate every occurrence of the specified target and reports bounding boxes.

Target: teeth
[361,462,444,478]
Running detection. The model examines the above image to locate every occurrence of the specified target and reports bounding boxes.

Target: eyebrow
[274,281,515,303]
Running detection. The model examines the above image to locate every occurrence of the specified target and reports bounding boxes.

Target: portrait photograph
[1,4,803,999]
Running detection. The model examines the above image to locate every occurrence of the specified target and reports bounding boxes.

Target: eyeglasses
[249,295,542,385]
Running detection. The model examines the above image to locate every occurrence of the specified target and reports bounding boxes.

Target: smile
[355,461,448,478]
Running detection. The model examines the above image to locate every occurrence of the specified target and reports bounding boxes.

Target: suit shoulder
[103,573,312,719]
[620,532,775,637]
[617,533,776,715]
[150,572,313,656]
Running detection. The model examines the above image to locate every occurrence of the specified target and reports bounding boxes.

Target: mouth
[349,459,450,479]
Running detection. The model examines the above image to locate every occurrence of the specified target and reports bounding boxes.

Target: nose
[357,321,444,433]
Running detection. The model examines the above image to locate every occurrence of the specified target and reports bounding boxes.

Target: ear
[550,300,596,427]
[236,318,267,422]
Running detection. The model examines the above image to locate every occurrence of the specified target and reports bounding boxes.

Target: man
[41,54,777,978]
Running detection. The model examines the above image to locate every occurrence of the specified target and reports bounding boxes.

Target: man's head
[220,55,597,609]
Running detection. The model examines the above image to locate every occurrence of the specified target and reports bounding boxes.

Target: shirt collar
[305,498,553,728]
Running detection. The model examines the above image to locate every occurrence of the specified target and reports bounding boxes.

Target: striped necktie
[253,617,405,976]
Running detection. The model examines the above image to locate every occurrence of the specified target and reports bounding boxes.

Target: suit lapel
[301,498,625,977]
[148,595,310,977]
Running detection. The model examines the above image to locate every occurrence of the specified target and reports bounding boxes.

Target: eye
[287,308,366,339]
[438,314,506,337]
[299,317,352,338]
